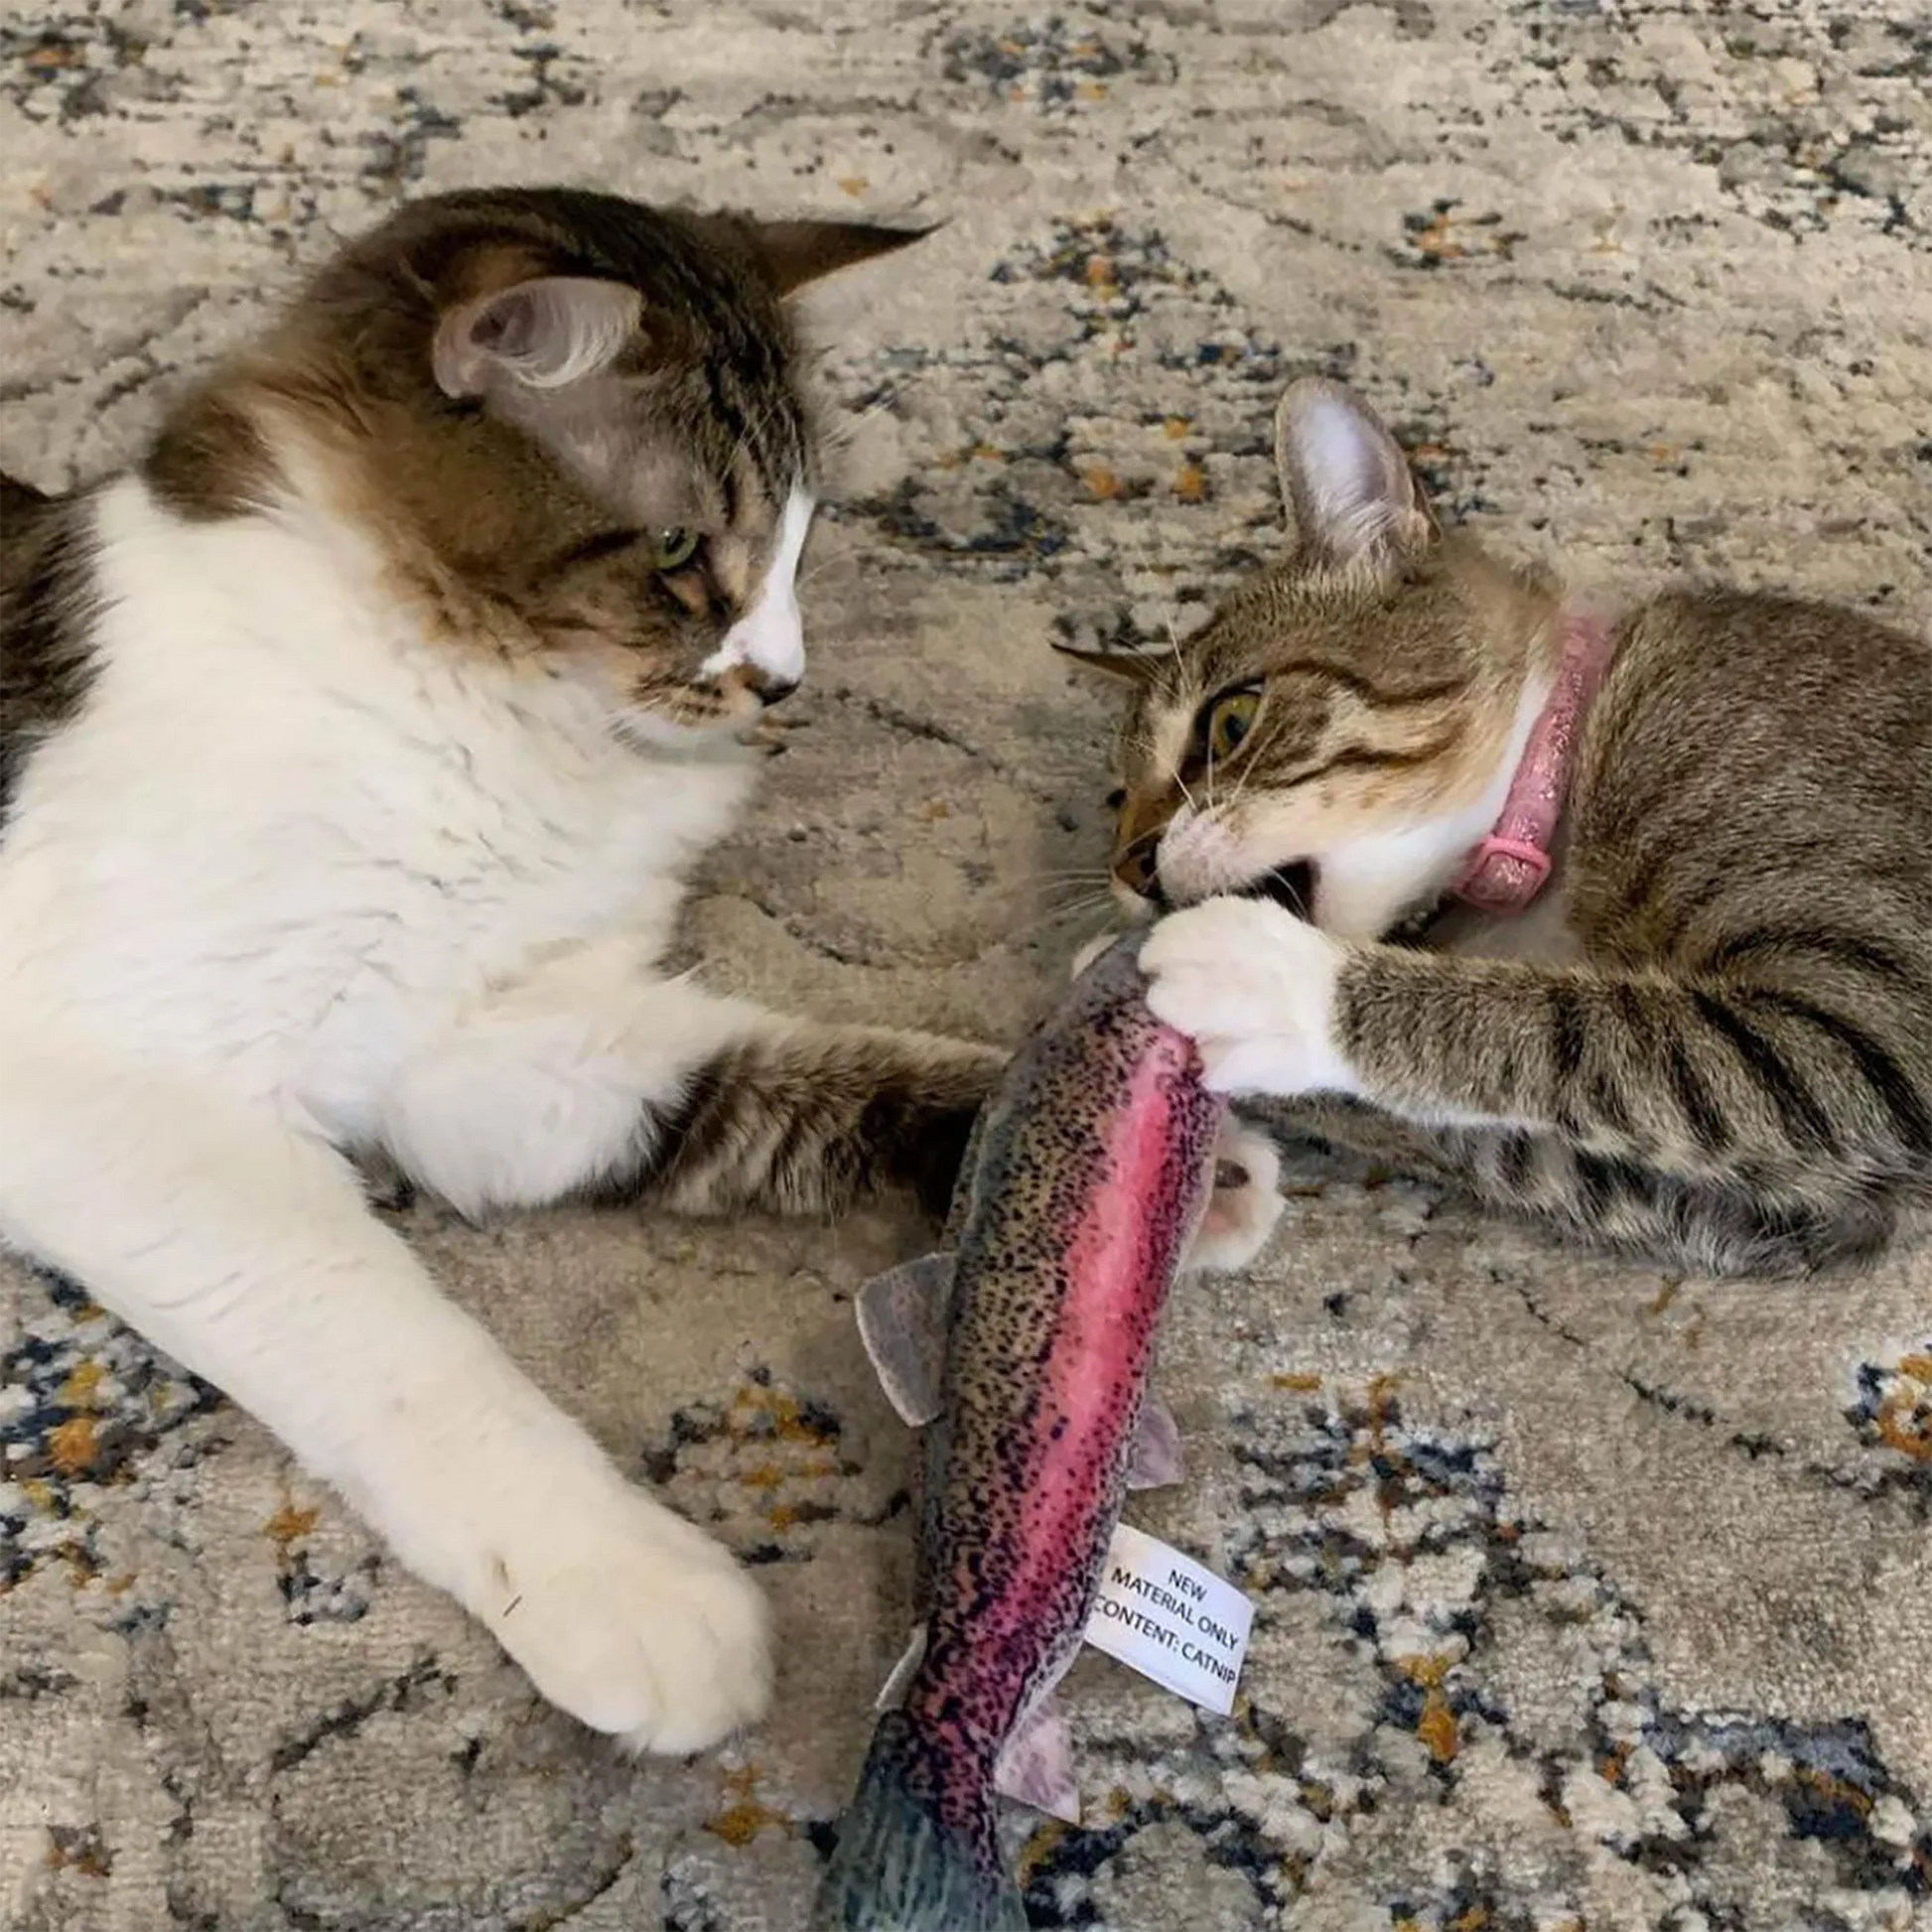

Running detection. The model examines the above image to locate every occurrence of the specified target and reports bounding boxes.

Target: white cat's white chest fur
[0,477,754,1131]
[0,475,786,1758]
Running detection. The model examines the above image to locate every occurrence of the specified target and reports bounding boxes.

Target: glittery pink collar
[1449,611,1616,915]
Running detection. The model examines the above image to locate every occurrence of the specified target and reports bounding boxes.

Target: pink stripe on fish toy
[809,932,1219,1932]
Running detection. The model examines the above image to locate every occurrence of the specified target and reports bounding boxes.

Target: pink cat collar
[1450,611,1616,915]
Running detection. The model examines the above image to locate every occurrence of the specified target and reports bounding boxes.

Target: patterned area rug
[4,4,1930,1928]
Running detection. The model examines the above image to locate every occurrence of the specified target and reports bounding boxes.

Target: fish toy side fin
[1127,1394,1184,1489]
[857,1256,1184,1488]
[875,1624,1080,1824]
[993,1692,1079,1823]
[857,1253,955,1427]
[875,1625,928,1712]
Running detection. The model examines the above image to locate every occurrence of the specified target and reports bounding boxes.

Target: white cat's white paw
[1185,1116,1284,1274]
[1142,897,1359,1098]
[482,1481,771,1755]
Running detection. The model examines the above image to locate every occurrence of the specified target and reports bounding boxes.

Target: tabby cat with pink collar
[1089,378,1932,1278]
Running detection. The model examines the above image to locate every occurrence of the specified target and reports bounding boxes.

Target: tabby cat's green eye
[1204,686,1262,760]
[649,528,701,572]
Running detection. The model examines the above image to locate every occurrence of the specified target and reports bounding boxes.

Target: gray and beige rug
[3,3,1929,1927]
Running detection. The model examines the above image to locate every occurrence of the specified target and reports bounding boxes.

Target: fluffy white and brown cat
[0,189,961,1753]
[0,188,1287,1756]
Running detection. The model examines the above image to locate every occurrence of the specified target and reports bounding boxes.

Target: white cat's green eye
[649,528,701,572]
[1205,688,1262,760]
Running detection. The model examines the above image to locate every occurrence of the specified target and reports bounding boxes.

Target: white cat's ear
[1274,377,1434,570]
[433,277,643,399]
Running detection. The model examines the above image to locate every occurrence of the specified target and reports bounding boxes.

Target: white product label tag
[1082,1522,1253,1715]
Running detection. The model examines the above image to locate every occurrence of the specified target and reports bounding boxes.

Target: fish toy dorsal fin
[856,1253,955,1427]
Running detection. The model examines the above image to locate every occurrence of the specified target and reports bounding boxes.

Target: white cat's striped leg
[0,1039,768,1753]
[381,940,1001,1221]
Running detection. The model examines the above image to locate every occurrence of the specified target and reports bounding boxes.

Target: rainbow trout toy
[809,933,1219,1932]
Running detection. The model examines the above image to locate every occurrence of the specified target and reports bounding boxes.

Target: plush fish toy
[809,933,1219,1932]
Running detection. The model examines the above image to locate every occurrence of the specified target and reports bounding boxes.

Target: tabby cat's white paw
[1142,897,1359,1098]
[1185,1117,1285,1274]
[482,1481,771,1755]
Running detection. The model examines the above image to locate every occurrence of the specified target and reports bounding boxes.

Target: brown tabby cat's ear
[1273,376,1435,571]
[750,218,939,298]
[1049,639,1170,685]
[432,277,644,398]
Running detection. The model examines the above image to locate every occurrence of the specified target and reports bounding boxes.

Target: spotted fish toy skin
[809,934,1219,1931]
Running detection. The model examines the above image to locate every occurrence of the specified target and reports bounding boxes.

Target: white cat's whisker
[830,390,902,438]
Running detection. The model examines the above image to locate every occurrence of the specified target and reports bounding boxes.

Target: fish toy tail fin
[808,1712,1026,1932]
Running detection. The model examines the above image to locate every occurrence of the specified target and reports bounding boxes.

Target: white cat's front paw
[1185,1116,1284,1274]
[483,1481,771,1755]
[1142,897,1359,1099]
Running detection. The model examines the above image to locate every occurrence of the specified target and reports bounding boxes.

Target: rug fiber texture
[2,3,1930,1928]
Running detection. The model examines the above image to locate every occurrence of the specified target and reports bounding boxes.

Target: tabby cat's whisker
[1009,864,1112,886]
[1217,744,1263,822]
[1004,897,1119,945]
[1033,886,1116,913]
[1115,723,1200,817]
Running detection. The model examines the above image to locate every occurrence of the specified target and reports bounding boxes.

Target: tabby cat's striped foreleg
[1335,946,1932,1193]
[1263,1095,1902,1279]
